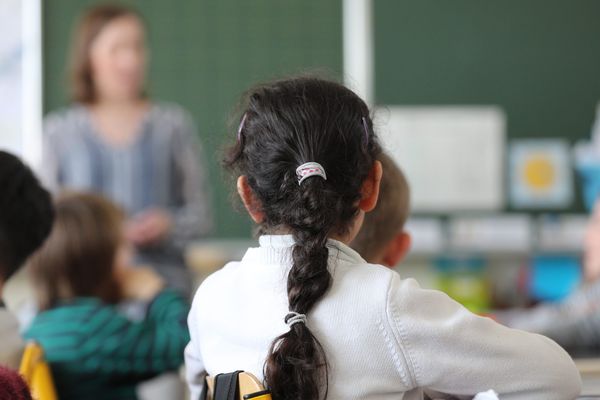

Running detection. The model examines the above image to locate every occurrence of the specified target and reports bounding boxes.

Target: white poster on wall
[376,106,505,212]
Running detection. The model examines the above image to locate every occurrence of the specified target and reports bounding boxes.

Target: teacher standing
[41,4,212,295]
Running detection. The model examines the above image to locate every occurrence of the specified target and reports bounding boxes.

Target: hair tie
[237,113,247,141]
[296,162,327,185]
[285,312,307,327]
[362,116,370,145]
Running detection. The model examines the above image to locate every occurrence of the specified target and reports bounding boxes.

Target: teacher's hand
[116,266,165,301]
[126,208,173,246]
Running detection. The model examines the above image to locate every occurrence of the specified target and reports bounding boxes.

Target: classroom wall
[374,0,600,212]
[42,0,343,238]
[44,0,600,233]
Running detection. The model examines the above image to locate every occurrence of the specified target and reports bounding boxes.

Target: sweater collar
[245,234,366,266]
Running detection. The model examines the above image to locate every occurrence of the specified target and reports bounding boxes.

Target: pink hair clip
[237,113,247,141]
[362,116,370,145]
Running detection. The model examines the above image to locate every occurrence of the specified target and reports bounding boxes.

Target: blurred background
[3,0,600,313]
[4,0,600,397]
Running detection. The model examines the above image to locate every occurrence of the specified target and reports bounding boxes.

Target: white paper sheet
[404,218,445,254]
[376,106,505,212]
[448,215,533,253]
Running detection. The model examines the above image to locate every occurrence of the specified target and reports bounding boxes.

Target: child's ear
[237,176,265,224]
[359,160,383,212]
[381,232,412,268]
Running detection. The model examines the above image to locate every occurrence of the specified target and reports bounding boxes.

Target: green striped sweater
[24,290,190,400]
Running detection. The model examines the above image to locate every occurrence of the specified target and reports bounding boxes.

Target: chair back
[18,342,58,400]
[203,371,272,400]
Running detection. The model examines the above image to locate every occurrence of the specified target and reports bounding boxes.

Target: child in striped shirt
[25,192,190,400]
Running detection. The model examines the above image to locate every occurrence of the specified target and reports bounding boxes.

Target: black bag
[199,370,241,400]
[199,370,272,400]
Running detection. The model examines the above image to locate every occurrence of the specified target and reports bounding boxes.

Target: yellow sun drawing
[523,155,555,191]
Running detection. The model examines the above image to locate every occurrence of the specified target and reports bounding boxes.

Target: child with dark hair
[0,150,53,398]
[24,192,190,400]
[351,153,411,267]
[185,77,580,400]
[0,151,54,291]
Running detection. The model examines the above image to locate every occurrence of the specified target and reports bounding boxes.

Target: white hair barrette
[296,162,327,185]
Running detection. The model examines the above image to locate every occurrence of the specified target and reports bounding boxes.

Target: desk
[185,239,256,289]
[577,358,600,397]
[184,241,600,400]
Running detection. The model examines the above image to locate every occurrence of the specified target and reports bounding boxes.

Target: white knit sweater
[185,235,581,400]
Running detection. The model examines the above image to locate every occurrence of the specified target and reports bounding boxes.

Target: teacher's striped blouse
[41,103,212,246]
[40,103,213,278]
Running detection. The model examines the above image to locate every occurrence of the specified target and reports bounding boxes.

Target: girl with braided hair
[185,77,580,400]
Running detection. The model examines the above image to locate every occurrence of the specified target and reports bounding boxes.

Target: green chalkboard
[374,0,600,212]
[43,0,343,237]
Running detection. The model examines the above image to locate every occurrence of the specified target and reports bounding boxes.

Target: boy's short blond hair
[351,153,410,262]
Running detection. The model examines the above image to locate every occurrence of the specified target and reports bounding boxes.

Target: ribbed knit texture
[186,235,581,400]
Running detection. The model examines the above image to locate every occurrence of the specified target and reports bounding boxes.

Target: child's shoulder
[192,261,243,299]
[336,259,398,283]
[336,260,431,306]
[331,260,407,304]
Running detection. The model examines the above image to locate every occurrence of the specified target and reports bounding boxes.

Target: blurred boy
[351,153,411,267]
[0,150,53,370]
